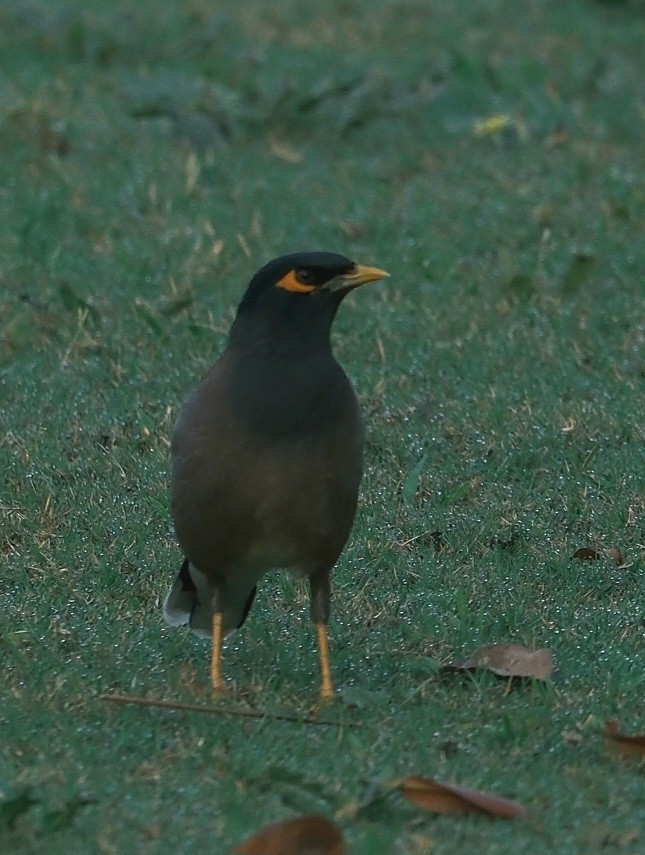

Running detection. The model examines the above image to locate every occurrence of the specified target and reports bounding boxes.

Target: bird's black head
[230,251,389,354]
[237,251,388,312]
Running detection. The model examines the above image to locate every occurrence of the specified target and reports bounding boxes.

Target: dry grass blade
[444,643,554,680]
[398,776,526,819]
[603,720,645,758]
[232,815,344,854]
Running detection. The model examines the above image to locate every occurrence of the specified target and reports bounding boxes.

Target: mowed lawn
[1,1,643,853]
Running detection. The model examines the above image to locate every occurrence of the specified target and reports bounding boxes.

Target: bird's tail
[163,559,258,637]
[163,559,212,639]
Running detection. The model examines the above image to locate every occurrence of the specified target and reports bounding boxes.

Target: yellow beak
[329,263,390,291]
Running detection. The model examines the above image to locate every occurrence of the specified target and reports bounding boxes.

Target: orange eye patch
[276,269,316,293]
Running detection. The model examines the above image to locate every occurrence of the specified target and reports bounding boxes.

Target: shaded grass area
[1,1,643,852]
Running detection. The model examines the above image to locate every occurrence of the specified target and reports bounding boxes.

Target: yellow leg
[315,622,334,700]
[210,612,225,692]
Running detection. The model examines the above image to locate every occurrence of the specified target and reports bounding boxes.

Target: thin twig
[99,693,354,727]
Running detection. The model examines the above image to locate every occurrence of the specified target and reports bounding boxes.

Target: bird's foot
[320,685,335,702]
[210,677,229,695]
[309,684,336,714]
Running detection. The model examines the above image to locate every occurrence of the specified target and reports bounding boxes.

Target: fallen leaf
[398,776,526,819]
[232,815,344,854]
[573,547,601,561]
[573,547,624,565]
[603,721,645,758]
[444,643,554,681]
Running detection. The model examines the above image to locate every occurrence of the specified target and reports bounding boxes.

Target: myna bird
[163,251,388,698]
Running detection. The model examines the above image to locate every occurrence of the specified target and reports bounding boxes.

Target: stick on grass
[99,693,355,727]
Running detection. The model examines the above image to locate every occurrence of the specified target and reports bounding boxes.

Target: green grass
[1,0,643,852]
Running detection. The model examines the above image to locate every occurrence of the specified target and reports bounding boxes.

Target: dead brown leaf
[444,643,554,681]
[605,547,624,566]
[232,815,344,855]
[572,547,601,560]
[603,721,645,758]
[398,776,526,819]
[573,546,624,565]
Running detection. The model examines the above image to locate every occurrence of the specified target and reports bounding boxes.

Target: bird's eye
[296,268,314,285]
